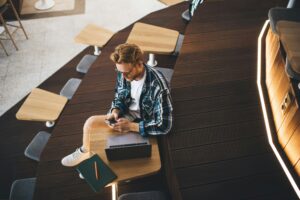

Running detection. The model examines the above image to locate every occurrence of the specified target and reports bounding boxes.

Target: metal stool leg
[0,40,9,56]
[112,183,118,200]
[0,14,18,50]
[8,0,28,39]
[147,53,157,67]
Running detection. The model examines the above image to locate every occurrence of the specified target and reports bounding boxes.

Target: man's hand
[106,109,120,122]
[113,118,139,133]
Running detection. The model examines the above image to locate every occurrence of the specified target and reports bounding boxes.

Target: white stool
[156,67,174,85]
[24,131,50,161]
[76,54,97,74]
[9,178,36,200]
[60,78,82,100]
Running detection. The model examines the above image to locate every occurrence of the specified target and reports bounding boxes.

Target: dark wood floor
[164,0,298,199]
[0,0,298,199]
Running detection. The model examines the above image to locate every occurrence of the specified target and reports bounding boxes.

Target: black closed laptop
[105,133,151,161]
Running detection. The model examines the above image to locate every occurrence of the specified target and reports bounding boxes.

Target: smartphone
[105,118,117,125]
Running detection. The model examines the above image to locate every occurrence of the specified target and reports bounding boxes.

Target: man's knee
[84,116,101,130]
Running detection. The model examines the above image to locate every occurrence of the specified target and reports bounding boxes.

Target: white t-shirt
[129,70,146,118]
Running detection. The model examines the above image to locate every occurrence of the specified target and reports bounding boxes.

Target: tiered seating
[0,1,298,200]
[0,3,188,199]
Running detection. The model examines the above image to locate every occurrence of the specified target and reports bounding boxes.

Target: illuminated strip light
[257,20,300,198]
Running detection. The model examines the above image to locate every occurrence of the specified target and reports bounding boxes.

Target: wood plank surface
[163,0,298,199]
[175,153,281,187]
[180,173,296,200]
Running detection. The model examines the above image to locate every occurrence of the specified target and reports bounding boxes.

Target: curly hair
[110,43,143,65]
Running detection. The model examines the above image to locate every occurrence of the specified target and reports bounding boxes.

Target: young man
[61,43,173,167]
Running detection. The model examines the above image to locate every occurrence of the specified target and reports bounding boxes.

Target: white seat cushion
[9,178,36,200]
[60,78,82,100]
[156,67,174,85]
[76,54,97,74]
[173,34,184,55]
[24,131,50,161]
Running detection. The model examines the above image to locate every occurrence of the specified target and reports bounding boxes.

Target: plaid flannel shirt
[109,64,173,136]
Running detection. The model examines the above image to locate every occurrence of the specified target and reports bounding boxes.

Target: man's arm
[139,89,173,136]
[109,73,129,115]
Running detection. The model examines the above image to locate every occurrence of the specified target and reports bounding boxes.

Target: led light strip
[257,20,300,198]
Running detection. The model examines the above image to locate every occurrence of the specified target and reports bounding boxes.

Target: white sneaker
[61,148,91,167]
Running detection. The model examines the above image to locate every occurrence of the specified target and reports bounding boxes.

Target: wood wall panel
[265,22,300,183]
[294,159,300,177]
[277,100,300,148]
[284,125,300,166]
[265,28,281,87]
[265,27,292,133]
[267,66,290,131]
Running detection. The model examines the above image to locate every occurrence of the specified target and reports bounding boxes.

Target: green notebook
[76,154,117,192]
